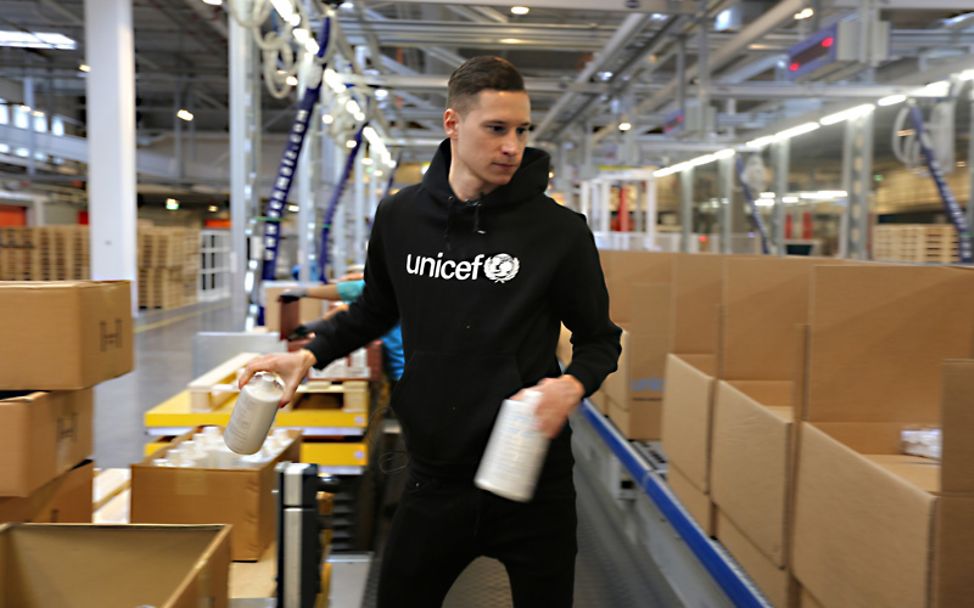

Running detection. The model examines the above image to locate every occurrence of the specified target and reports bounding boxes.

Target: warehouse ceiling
[1,0,973,190]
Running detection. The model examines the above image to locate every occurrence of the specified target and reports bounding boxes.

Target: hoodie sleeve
[303,200,399,367]
[552,217,622,397]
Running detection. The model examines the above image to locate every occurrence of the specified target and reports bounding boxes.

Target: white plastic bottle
[475,390,550,502]
[224,372,285,455]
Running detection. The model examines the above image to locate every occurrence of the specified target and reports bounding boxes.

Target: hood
[422,139,551,208]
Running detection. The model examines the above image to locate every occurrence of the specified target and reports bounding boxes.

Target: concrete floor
[94,300,236,467]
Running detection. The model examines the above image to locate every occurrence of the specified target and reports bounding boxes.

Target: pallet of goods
[873,224,959,264]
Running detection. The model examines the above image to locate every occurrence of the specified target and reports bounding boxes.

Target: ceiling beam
[363,0,696,13]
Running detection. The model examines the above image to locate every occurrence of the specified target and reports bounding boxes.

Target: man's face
[444,90,532,192]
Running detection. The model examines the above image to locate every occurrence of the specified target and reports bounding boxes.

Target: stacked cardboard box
[0,281,134,527]
[138,227,200,309]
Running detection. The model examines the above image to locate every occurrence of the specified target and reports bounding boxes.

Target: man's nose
[500,134,519,155]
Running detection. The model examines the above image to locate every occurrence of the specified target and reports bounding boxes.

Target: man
[240,56,621,607]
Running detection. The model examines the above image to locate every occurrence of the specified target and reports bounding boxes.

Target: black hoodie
[307,139,621,481]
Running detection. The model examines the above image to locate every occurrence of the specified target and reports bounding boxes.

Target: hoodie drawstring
[472,202,486,235]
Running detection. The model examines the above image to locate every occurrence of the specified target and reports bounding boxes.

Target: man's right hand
[279,288,309,304]
[239,350,317,407]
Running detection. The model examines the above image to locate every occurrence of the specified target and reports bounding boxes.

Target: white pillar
[85,0,137,312]
[368,148,379,223]
[600,180,611,234]
[229,12,257,323]
[645,178,657,249]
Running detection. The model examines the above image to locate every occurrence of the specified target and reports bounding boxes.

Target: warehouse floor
[98,300,680,607]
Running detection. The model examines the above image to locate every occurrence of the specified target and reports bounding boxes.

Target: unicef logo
[484,254,520,284]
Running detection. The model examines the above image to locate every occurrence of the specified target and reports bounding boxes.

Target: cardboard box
[669,254,724,355]
[263,281,326,335]
[0,389,93,497]
[0,523,231,608]
[792,265,974,608]
[666,257,843,569]
[131,429,302,561]
[0,460,93,523]
[607,398,662,440]
[711,381,794,567]
[660,353,717,492]
[717,511,798,608]
[0,281,133,389]
[666,464,714,536]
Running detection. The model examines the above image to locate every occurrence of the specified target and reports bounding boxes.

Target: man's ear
[444,108,461,139]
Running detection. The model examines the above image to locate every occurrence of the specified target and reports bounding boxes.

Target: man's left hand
[512,375,585,439]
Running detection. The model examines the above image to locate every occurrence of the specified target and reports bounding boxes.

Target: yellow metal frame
[144,390,369,430]
[144,437,370,467]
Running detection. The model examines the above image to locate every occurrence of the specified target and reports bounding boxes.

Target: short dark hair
[447,56,525,114]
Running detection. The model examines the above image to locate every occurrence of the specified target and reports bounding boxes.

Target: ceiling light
[78,63,90,73]
[958,69,974,82]
[345,99,361,115]
[322,113,334,125]
[375,170,384,177]
[819,104,875,126]
[878,94,906,107]
[0,30,76,50]
[499,38,522,45]
[285,75,298,86]
[362,157,374,166]
[794,8,814,20]
[618,121,632,132]
[782,195,800,204]
[354,111,366,122]
[288,204,300,212]
[755,199,775,207]
[650,13,668,22]
[774,121,820,140]
[31,110,44,118]
[202,0,223,5]
[346,140,357,149]
[746,135,775,149]
[374,88,389,100]
[714,148,736,159]
[165,198,179,210]
[208,205,218,212]
[914,80,950,98]
[340,1,354,9]
[510,6,530,15]
[176,109,194,122]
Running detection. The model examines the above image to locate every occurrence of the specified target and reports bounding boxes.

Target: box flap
[940,360,974,494]
[805,266,974,423]
[933,497,974,608]
[670,254,723,355]
[721,257,837,382]
[661,354,717,492]
[601,251,674,325]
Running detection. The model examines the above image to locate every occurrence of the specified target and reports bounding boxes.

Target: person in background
[241,55,620,607]
[281,273,404,386]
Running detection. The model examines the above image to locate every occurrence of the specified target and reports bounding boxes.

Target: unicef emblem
[484,254,520,284]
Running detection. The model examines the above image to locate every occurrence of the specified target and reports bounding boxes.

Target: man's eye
[516,127,528,136]
[488,125,506,134]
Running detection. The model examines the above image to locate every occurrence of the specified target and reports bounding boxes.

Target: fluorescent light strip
[878,94,906,107]
[0,30,76,50]
[820,104,875,126]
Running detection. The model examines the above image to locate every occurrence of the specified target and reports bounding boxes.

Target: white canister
[475,390,550,503]
[224,372,285,455]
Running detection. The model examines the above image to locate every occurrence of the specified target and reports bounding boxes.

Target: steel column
[842,110,875,259]
[772,139,790,255]
[719,155,733,254]
[680,168,694,253]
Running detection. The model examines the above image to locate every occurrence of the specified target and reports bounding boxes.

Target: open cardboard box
[707,257,845,577]
[0,523,230,608]
[0,389,93,497]
[791,265,974,608]
[659,253,725,534]
[131,428,302,561]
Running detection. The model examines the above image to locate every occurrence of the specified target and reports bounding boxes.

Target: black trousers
[376,468,578,607]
